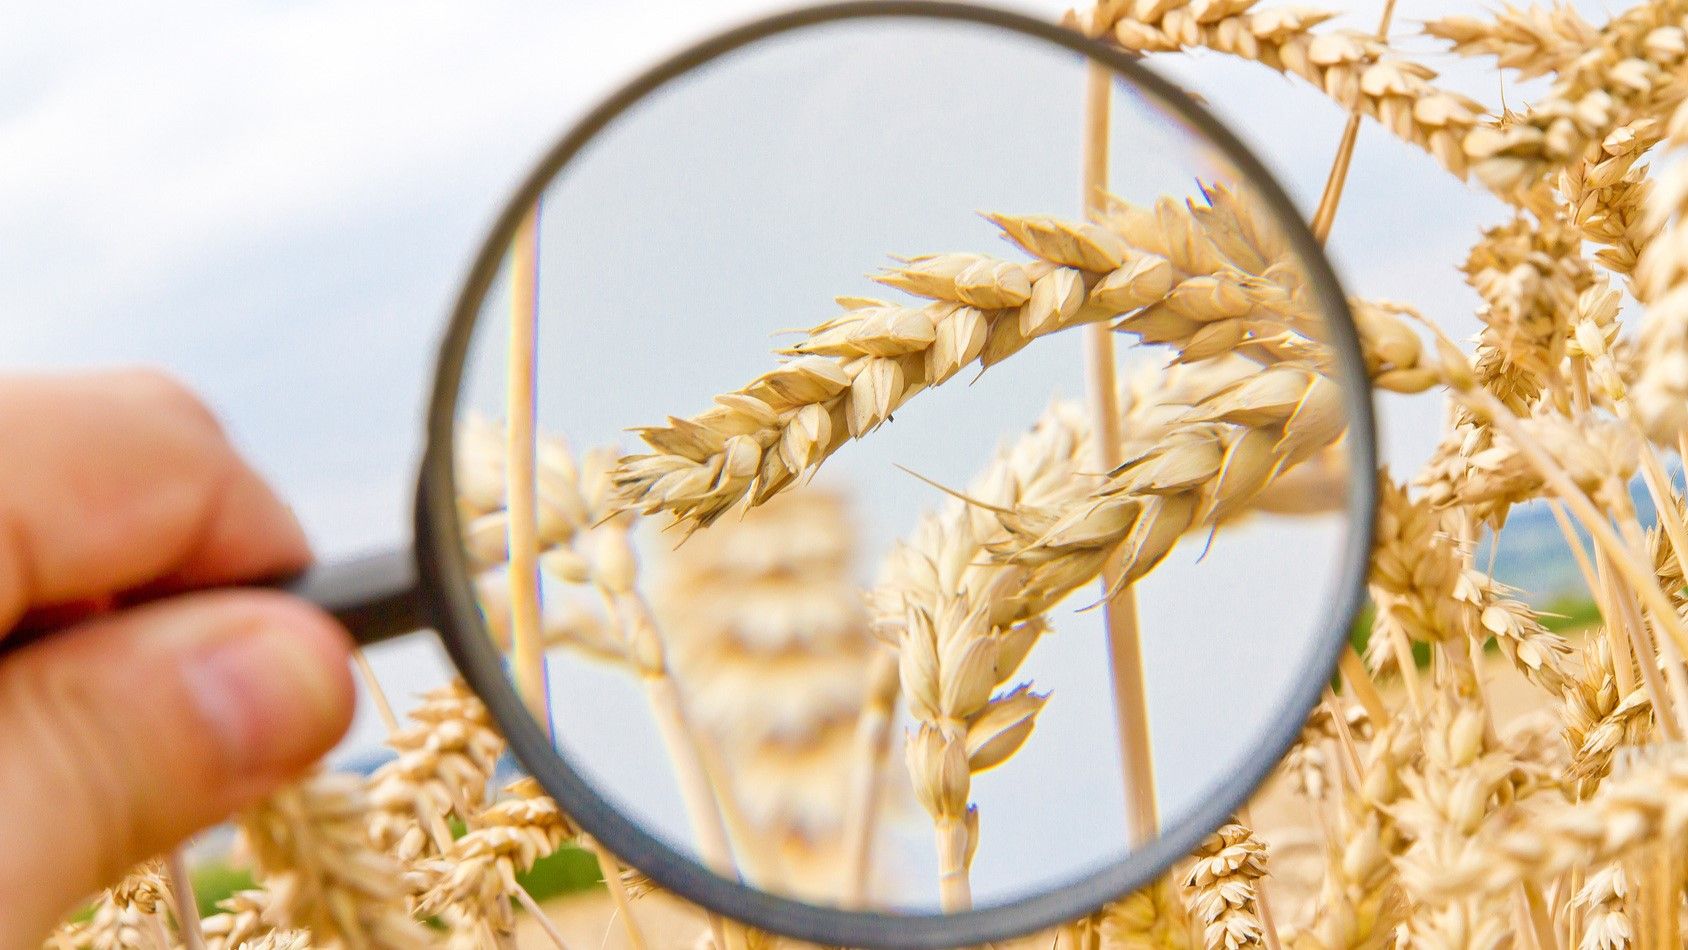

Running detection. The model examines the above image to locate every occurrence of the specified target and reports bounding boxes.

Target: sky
[0,0,1603,915]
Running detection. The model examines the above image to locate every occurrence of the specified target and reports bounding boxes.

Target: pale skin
[0,370,356,946]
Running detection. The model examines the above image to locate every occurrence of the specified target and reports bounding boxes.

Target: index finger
[0,370,312,632]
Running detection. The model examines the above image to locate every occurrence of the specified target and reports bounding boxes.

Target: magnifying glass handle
[0,550,427,657]
[284,549,428,647]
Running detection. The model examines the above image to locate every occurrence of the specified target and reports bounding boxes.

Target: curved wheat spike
[1424,2,1599,80]
[1076,0,1486,184]
[611,184,1417,532]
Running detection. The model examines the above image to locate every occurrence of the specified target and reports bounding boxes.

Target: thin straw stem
[1519,882,1558,950]
[1391,624,1426,719]
[165,849,206,950]
[600,590,738,877]
[1608,486,1688,737]
[512,884,573,950]
[935,810,973,911]
[144,912,171,950]
[839,648,898,907]
[1547,501,1602,607]
[1323,689,1363,788]
[1083,56,1159,848]
[1308,0,1398,245]
[506,203,550,730]
[353,650,400,733]
[587,839,649,950]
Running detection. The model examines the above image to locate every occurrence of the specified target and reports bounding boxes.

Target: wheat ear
[1424,2,1599,80]
[612,182,1375,531]
[239,772,433,949]
[199,891,274,950]
[1461,0,1688,197]
[875,402,1092,908]
[1076,0,1484,184]
[1183,822,1271,949]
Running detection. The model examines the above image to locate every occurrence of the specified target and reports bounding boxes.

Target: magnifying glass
[31,3,1380,947]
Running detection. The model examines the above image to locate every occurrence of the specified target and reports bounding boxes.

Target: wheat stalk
[1081,41,1161,852]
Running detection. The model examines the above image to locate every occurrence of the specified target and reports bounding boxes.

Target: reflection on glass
[448,18,1358,916]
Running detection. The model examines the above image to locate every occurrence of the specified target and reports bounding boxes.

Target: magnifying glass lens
[442,10,1369,942]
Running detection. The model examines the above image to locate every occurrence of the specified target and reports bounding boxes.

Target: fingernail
[183,624,351,774]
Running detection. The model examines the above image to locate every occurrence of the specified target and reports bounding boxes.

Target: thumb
[0,591,355,942]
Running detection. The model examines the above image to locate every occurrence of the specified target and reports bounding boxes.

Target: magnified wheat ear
[613,184,1367,531]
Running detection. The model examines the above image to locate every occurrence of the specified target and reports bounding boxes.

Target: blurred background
[10,7,1642,923]
[0,0,1527,754]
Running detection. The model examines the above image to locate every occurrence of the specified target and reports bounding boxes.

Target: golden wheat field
[43,0,1688,947]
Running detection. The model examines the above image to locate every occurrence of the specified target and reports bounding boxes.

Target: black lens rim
[416,4,1379,947]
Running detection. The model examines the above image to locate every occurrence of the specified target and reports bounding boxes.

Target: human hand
[0,371,355,944]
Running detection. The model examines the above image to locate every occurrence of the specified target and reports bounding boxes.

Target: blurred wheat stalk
[44,0,1688,946]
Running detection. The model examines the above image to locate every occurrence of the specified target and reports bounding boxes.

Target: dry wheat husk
[1462,0,1688,196]
[995,361,1347,604]
[653,489,875,899]
[1278,701,1371,805]
[1087,875,1193,948]
[201,891,275,950]
[45,861,179,950]
[1415,748,1688,903]
[612,184,1384,532]
[1563,638,1655,797]
[239,772,432,950]
[367,681,506,865]
[1633,98,1688,448]
[415,779,575,944]
[1575,864,1636,949]
[1284,718,1416,949]
[1564,119,1666,278]
[1183,822,1271,949]
[1391,693,1520,945]
[1453,569,1577,694]
[1424,2,1599,80]
[1076,0,1485,182]
[874,402,1091,908]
